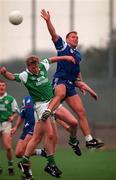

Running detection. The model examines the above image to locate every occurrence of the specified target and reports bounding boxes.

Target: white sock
[29,169,32,176]
[85,135,93,142]
[35,149,42,156]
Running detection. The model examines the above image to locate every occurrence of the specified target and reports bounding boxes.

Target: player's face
[27,62,39,75]
[0,82,6,96]
[66,33,78,48]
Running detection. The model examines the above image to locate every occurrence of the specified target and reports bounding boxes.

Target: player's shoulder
[4,94,15,102]
[39,58,50,71]
[15,70,27,76]
[40,58,49,65]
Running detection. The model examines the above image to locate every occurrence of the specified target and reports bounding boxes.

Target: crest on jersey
[70,49,74,53]
[31,77,36,80]
[26,99,31,104]
[40,71,44,76]
[4,100,9,104]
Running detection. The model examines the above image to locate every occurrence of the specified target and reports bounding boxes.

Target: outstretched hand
[89,91,98,100]
[41,9,50,22]
[0,66,7,75]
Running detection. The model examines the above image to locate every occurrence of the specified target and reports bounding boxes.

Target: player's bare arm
[75,80,98,100]
[49,56,75,64]
[11,117,23,135]
[8,112,18,123]
[41,9,59,42]
[0,66,15,80]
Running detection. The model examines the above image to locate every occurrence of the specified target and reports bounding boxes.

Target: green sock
[69,136,77,144]
[21,156,29,164]
[47,155,55,165]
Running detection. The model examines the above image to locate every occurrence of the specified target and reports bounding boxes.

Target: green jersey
[14,58,54,103]
[0,93,19,122]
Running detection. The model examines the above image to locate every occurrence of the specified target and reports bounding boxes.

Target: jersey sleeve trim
[14,71,28,83]
[11,99,20,113]
[41,58,50,71]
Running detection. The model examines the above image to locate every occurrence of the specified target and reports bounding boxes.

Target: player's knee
[5,146,12,152]
[60,92,65,99]
[16,154,21,158]
[71,120,78,128]
[69,121,78,131]
[66,126,71,132]
[16,152,23,158]
[15,148,24,158]
[59,92,65,100]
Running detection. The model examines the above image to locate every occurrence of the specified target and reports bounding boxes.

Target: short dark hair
[26,55,39,66]
[0,80,6,84]
[66,31,77,38]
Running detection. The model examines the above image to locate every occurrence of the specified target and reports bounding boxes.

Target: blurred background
[0,0,116,149]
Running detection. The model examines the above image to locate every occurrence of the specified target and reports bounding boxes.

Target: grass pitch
[0,148,116,180]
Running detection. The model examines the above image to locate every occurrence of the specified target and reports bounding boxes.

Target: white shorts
[34,101,50,121]
[0,122,12,134]
[34,101,62,121]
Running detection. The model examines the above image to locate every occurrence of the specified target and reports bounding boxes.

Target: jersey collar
[26,68,33,75]
[68,43,77,51]
[26,68,40,75]
[0,92,7,99]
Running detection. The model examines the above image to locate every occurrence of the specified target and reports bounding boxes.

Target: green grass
[0,148,116,180]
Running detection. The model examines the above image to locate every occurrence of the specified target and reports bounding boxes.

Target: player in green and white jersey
[0,80,19,176]
[0,55,76,179]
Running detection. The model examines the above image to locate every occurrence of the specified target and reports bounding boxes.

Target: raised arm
[41,9,59,42]
[0,66,15,80]
[49,56,75,64]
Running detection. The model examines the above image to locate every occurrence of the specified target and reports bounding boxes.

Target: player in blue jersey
[41,9,104,149]
[11,96,46,159]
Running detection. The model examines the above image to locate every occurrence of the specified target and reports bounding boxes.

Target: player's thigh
[55,106,78,126]
[2,122,12,149]
[54,83,66,97]
[66,94,85,113]
[57,119,70,130]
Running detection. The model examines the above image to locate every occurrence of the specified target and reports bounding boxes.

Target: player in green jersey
[0,55,78,179]
[0,80,19,176]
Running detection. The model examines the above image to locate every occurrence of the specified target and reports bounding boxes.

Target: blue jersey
[20,96,35,128]
[53,36,81,82]
[19,96,35,139]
